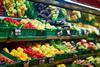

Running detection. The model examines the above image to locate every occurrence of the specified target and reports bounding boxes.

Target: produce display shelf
[1,49,100,67]
[9,36,47,42]
[0,0,100,67]
[0,35,98,42]
[34,58,74,67]
[0,16,22,20]
[46,36,70,40]
[30,52,100,67]
[78,53,100,59]
[28,0,100,16]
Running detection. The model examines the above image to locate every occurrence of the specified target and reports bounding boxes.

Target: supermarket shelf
[9,36,47,42]
[28,52,100,67]
[28,0,100,16]
[46,36,70,40]
[78,52,100,59]
[1,35,98,42]
[0,16,23,20]
[32,58,73,67]
[46,35,96,40]
[1,49,100,67]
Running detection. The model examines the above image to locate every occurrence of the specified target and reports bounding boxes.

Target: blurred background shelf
[28,0,100,16]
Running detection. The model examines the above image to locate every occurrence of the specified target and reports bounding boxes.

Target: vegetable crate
[45,29,63,36]
[10,28,37,40]
[0,27,11,40]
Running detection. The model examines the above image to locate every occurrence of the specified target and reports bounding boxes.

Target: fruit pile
[2,18,58,30]
[24,46,45,59]
[95,43,100,50]
[1,17,99,36]
[3,0,17,17]
[2,40,75,60]
[69,56,100,67]
[16,0,27,17]
[67,23,100,35]
[77,39,96,50]
[56,64,66,67]
[87,56,100,65]
[56,56,100,67]
[49,40,76,53]
[3,39,100,61]
[0,54,14,65]
[3,47,29,61]
[4,18,21,27]
[71,60,94,67]
[32,43,64,57]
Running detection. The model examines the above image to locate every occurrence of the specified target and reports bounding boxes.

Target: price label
[85,30,89,36]
[57,31,63,36]
[49,57,54,63]
[79,31,82,35]
[39,59,45,64]
[67,30,71,35]
[15,28,21,36]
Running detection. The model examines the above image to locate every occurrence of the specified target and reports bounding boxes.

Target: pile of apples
[77,39,96,50]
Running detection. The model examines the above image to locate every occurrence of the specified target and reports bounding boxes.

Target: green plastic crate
[88,33,96,38]
[36,30,45,36]
[0,27,11,39]
[76,49,89,55]
[0,19,9,27]
[70,29,79,35]
[29,57,49,66]
[63,29,68,36]
[54,53,73,61]
[45,29,57,36]
[29,58,45,66]
[54,54,64,60]
[11,28,37,39]
[70,64,82,67]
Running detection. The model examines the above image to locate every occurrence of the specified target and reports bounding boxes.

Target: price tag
[15,28,21,36]
[79,31,82,35]
[39,58,45,64]
[49,57,54,63]
[67,30,71,35]
[57,31,63,36]
[24,61,29,67]
[85,30,89,36]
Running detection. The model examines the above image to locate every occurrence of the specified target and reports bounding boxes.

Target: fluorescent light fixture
[64,0,100,11]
